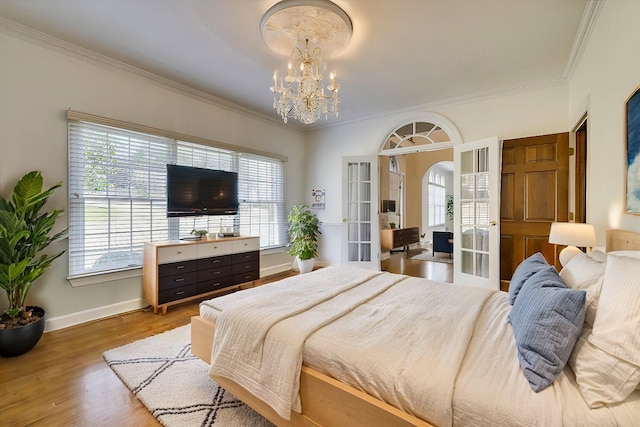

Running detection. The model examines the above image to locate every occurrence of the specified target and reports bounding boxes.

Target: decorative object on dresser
[143,236,259,314]
[380,227,420,255]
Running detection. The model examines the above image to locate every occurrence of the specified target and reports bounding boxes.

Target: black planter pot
[0,306,46,357]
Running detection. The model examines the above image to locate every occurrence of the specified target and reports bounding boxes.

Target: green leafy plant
[0,171,67,320]
[389,222,396,229]
[287,204,320,261]
[446,195,454,221]
[191,229,208,238]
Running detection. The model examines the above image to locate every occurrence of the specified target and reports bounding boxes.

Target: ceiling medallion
[260,0,352,124]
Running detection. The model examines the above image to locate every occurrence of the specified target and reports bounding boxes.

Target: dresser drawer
[158,284,198,304]
[197,265,232,282]
[157,245,198,264]
[158,271,198,292]
[197,254,232,270]
[197,276,233,294]
[232,259,259,275]
[233,270,260,284]
[158,259,197,277]
[232,238,260,253]
[197,241,233,258]
[231,251,259,264]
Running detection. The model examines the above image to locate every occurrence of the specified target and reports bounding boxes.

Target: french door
[453,137,501,289]
[341,156,380,270]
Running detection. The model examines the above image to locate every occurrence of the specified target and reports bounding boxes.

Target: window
[428,171,446,226]
[68,116,286,279]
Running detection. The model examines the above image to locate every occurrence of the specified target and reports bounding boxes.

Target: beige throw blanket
[208,266,407,419]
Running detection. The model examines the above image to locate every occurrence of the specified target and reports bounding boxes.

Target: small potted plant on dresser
[287,204,320,274]
[0,171,67,357]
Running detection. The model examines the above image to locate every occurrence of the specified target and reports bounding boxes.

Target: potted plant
[190,229,208,239]
[287,204,320,274]
[0,171,67,357]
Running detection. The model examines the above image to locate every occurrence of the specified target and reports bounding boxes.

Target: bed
[190,229,640,426]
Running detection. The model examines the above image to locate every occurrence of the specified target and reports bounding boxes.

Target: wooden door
[500,133,569,291]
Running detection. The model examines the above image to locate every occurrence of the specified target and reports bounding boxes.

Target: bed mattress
[199,267,640,426]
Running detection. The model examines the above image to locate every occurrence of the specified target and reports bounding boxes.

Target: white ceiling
[0,0,589,130]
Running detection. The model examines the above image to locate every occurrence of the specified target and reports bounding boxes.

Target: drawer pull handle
[244,275,251,279]
[175,278,185,282]
[176,291,185,295]
[245,265,251,269]
[176,265,185,269]
[212,271,220,275]
[177,251,182,254]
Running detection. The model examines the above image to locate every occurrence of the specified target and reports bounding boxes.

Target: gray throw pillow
[508,265,586,392]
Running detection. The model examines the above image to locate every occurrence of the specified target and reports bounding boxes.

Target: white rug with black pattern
[103,325,273,427]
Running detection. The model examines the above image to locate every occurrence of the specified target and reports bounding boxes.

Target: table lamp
[548,222,597,266]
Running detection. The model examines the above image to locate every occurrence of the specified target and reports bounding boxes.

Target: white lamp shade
[549,222,597,266]
[548,222,597,247]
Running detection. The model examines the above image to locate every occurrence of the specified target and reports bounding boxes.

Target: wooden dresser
[380,227,420,251]
[143,236,259,314]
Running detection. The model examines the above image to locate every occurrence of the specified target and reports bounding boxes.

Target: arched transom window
[380,114,461,156]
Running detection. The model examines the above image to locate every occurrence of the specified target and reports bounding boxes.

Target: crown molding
[563,0,605,79]
[0,17,298,131]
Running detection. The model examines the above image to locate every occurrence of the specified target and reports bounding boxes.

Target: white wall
[0,28,305,329]
[305,84,570,264]
[568,0,640,242]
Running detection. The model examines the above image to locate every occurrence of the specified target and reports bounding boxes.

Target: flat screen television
[166,164,239,217]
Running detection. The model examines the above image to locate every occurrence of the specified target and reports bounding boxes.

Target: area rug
[410,250,453,263]
[103,325,273,427]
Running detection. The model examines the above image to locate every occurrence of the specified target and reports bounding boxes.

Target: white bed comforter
[202,266,640,426]
[207,266,494,423]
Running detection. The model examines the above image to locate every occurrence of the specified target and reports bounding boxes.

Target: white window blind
[68,119,286,278]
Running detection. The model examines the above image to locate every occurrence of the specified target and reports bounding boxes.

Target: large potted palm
[0,171,67,357]
[287,204,320,274]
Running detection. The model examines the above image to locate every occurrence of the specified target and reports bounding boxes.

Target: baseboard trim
[44,298,148,332]
[260,263,294,277]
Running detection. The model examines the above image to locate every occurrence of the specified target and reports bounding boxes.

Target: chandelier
[260,0,353,125]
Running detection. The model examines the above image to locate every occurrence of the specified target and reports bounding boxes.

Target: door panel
[500,133,569,291]
[342,156,380,270]
[454,136,501,289]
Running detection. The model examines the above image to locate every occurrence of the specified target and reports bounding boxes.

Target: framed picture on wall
[626,85,640,214]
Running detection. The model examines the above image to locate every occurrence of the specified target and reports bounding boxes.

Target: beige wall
[0,27,306,330]
[403,149,453,230]
[568,0,640,240]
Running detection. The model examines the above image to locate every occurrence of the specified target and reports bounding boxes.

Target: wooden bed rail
[190,315,434,427]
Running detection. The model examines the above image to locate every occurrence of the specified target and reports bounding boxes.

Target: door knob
[342,218,347,222]
[490,221,497,226]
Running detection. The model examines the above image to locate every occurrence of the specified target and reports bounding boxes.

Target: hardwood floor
[0,261,450,427]
[381,247,453,283]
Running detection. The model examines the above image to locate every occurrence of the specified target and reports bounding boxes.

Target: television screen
[382,199,396,213]
[166,164,239,217]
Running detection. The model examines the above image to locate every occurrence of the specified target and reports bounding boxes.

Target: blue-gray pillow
[508,252,549,305]
[508,265,586,392]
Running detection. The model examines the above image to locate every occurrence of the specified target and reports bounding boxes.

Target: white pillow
[559,251,606,328]
[572,255,640,407]
[570,329,640,408]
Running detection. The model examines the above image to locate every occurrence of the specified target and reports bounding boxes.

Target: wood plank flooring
[0,259,450,426]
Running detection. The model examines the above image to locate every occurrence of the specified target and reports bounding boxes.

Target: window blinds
[68,118,286,278]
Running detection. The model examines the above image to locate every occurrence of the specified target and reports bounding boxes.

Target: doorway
[377,115,462,273]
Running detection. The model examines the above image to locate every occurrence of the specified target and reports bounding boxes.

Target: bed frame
[190,229,638,427]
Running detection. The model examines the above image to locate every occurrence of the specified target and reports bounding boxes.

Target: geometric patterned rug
[103,325,274,426]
